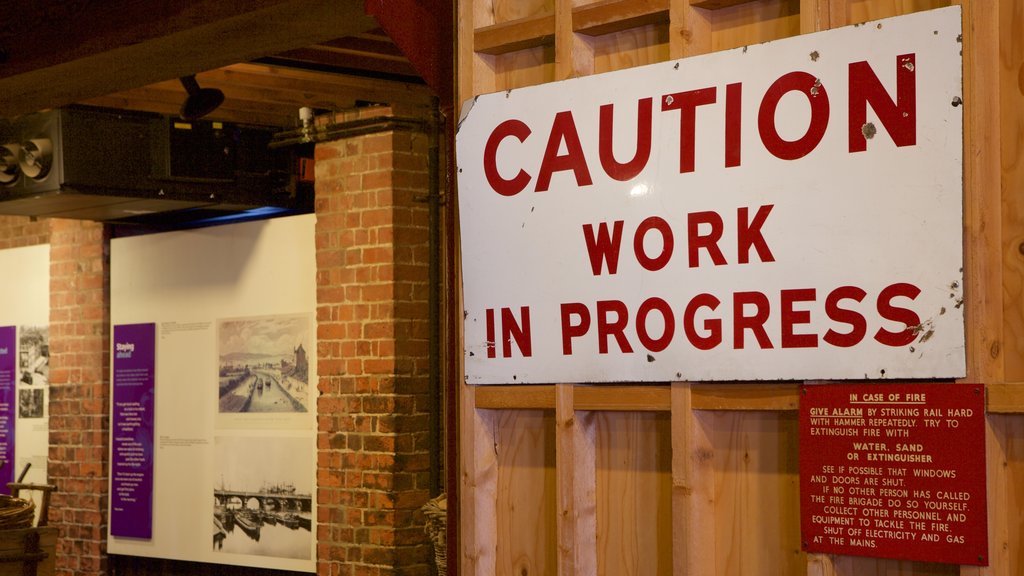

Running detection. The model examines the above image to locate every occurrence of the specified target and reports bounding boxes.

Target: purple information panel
[0,326,14,493]
[111,323,156,539]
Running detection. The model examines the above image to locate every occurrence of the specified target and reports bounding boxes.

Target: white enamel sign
[457,7,964,384]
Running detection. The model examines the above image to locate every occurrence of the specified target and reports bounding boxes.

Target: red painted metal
[365,0,454,108]
[800,383,988,565]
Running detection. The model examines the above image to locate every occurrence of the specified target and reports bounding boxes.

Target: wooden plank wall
[455,0,1023,574]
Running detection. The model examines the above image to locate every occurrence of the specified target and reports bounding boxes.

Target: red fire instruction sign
[799,383,987,565]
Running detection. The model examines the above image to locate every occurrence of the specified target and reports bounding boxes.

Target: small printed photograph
[217,315,311,414]
[19,326,49,387]
[213,435,313,560]
[18,389,43,418]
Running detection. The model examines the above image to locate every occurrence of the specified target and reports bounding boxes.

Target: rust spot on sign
[810,50,820,62]
[861,122,877,139]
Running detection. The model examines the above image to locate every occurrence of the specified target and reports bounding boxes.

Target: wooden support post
[955,1,1009,573]
[555,384,597,575]
[672,382,716,574]
[1002,0,1024,383]
[671,0,713,59]
[460,386,498,576]
[556,0,595,80]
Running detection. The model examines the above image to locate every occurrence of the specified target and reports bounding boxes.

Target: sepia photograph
[18,326,48,387]
[217,315,311,414]
[18,388,43,418]
[212,435,313,560]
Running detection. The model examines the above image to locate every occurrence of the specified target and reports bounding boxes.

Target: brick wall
[0,215,109,575]
[315,106,434,576]
[0,215,49,248]
[0,104,437,576]
[47,219,109,576]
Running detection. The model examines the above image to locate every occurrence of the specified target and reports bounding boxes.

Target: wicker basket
[421,494,447,576]
[0,496,34,531]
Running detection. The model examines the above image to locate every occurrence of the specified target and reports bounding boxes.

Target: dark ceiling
[0,0,450,128]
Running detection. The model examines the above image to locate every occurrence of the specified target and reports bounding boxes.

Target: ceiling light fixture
[178,75,225,121]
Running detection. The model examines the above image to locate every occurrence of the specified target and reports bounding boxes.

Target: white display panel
[108,215,317,572]
[0,244,50,509]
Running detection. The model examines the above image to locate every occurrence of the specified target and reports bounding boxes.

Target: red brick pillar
[315,107,434,576]
[47,219,109,576]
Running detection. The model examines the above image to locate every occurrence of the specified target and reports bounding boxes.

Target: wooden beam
[473,13,556,55]
[986,382,1024,413]
[474,385,555,410]
[689,0,759,9]
[572,0,669,37]
[0,0,377,117]
[574,386,670,411]
[691,383,800,411]
[472,383,802,411]
[79,62,433,127]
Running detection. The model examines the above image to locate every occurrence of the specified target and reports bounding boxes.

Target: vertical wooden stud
[956,3,1008,574]
[999,0,1024,382]
[671,0,713,59]
[672,383,716,574]
[829,0,849,26]
[955,0,1004,385]
[555,0,595,80]
[461,387,499,576]
[556,384,597,575]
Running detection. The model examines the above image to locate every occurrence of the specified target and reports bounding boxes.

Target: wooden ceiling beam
[0,0,377,118]
[78,62,436,127]
[206,65,435,107]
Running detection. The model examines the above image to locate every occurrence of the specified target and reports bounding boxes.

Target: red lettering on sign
[781,288,818,348]
[725,82,743,168]
[504,307,532,357]
[560,302,590,355]
[597,300,633,354]
[583,221,624,275]
[684,293,722,350]
[758,71,830,161]
[662,87,717,174]
[634,216,674,271]
[688,211,726,268]
[737,204,776,264]
[486,308,496,358]
[536,111,593,192]
[734,291,773,349]
[552,282,925,355]
[479,54,919,195]
[874,282,921,346]
[486,307,533,357]
[823,286,868,347]
[849,54,917,152]
[483,119,531,196]
[637,297,675,352]
[600,98,653,181]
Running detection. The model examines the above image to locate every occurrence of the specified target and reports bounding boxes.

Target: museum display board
[108,215,317,572]
[0,244,50,494]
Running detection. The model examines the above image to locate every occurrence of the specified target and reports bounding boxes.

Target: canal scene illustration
[213,435,313,560]
[218,315,310,413]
